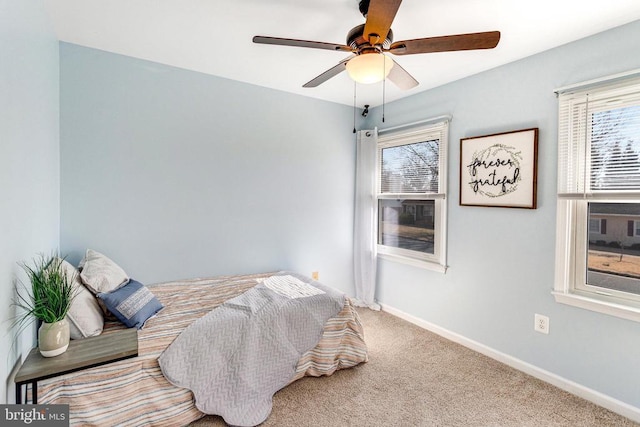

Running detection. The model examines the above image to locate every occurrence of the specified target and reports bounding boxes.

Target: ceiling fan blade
[388,31,501,55]
[303,56,355,88]
[253,36,352,52]
[362,0,402,45]
[387,58,418,90]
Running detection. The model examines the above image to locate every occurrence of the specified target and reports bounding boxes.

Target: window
[376,120,449,271]
[589,218,604,234]
[554,72,640,321]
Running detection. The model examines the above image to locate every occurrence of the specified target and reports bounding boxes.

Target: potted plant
[13,254,76,357]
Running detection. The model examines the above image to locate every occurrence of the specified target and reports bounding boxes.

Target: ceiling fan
[253,0,500,90]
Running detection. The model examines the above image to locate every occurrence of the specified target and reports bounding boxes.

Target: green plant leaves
[12,253,76,330]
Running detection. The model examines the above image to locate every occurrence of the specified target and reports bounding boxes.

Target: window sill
[378,252,447,273]
[552,290,640,323]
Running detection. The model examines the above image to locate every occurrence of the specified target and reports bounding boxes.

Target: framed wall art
[459,127,538,209]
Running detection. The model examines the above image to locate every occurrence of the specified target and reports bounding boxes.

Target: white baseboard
[380,303,640,423]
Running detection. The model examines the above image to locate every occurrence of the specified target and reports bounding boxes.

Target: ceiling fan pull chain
[382,55,386,123]
[353,81,357,133]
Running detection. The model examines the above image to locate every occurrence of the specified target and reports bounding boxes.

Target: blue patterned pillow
[97,279,163,329]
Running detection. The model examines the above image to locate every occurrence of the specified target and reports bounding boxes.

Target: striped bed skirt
[36,272,368,426]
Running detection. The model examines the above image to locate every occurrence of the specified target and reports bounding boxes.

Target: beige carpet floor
[191,308,638,426]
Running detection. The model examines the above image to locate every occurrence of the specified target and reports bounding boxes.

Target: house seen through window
[588,202,640,295]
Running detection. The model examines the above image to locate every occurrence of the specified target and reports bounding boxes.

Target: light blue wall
[0,0,60,403]
[366,20,640,409]
[59,43,357,293]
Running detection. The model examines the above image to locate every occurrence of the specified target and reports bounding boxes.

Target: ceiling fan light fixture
[345,53,393,84]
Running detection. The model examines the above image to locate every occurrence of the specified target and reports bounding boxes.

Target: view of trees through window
[380,140,439,193]
[590,105,640,191]
[378,140,439,254]
[587,105,640,295]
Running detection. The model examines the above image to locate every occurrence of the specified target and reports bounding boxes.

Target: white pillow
[79,249,129,294]
[59,258,104,339]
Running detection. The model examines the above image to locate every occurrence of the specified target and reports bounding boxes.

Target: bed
[36,271,368,426]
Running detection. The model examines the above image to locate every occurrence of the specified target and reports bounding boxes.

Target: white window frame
[375,118,449,273]
[554,70,640,322]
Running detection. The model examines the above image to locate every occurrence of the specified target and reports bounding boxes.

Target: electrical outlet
[534,314,549,334]
[311,271,319,280]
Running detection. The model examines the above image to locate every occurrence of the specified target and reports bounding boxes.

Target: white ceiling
[43,0,640,107]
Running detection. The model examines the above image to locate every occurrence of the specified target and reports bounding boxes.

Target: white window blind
[558,77,640,199]
[378,122,448,199]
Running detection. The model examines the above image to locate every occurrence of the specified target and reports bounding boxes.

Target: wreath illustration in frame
[459,128,538,209]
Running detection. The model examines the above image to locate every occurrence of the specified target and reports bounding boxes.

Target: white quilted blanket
[158,272,344,426]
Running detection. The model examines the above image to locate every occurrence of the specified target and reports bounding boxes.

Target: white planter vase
[38,318,70,357]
